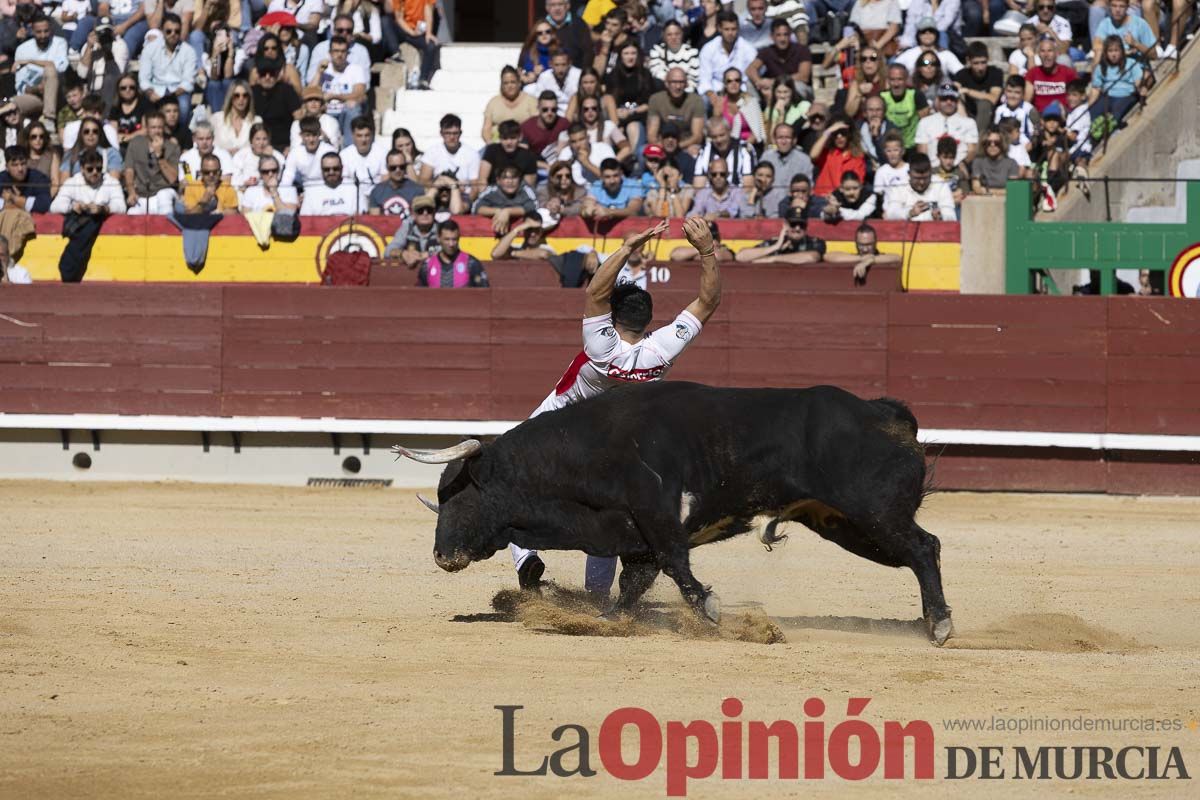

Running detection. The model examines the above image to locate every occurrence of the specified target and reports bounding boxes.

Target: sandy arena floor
[1,481,1198,798]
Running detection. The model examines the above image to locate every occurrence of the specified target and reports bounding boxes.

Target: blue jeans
[71,13,149,58]
[241,0,268,31]
[962,0,1008,36]
[331,104,365,146]
[205,78,233,112]
[584,556,618,596]
[187,29,209,64]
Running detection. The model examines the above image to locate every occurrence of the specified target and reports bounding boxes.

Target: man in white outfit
[510,217,724,596]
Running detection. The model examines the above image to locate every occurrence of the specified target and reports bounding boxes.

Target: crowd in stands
[0,0,1193,284]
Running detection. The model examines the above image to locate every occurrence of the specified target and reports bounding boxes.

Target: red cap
[643,144,666,160]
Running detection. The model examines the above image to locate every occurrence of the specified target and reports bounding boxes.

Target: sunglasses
[322,166,342,173]
[335,27,353,34]
[120,84,136,90]
[583,104,599,111]
[985,139,1003,146]
[259,167,279,174]
[536,28,552,35]
[28,133,45,140]
[82,128,101,134]
[163,27,180,34]
[539,106,557,113]
[708,170,729,177]
[232,92,249,98]
[724,77,741,83]
[82,165,102,173]
[388,163,406,171]
[415,207,433,214]
[200,169,220,176]
[1036,3,1054,8]
[809,114,826,122]
[861,54,880,62]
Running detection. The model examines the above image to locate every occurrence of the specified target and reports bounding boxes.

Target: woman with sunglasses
[566,68,618,128]
[518,20,559,86]
[482,66,538,143]
[230,122,286,190]
[251,34,303,95]
[970,126,1021,195]
[810,115,867,206]
[912,51,944,107]
[715,68,763,147]
[391,128,424,184]
[211,79,262,155]
[20,122,60,199]
[60,119,123,182]
[838,46,884,119]
[107,78,151,154]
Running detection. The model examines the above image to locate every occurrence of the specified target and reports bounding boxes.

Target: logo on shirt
[674,323,692,341]
[599,326,616,338]
[606,364,666,382]
[315,218,386,280]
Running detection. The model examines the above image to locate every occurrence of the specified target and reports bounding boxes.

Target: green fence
[1005,180,1200,294]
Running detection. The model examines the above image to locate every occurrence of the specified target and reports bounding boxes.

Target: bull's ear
[464,451,492,489]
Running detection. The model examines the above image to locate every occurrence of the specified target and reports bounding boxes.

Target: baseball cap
[936,82,959,99]
[643,144,666,160]
[302,85,324,101]
[659,122,681,140]
[412,195,435,211]
[917,16,937,31]
[1042,101,1065,120]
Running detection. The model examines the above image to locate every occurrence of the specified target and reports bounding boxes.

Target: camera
[96,21,115,51]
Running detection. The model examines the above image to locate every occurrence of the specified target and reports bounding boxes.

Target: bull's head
[393,440,503,572]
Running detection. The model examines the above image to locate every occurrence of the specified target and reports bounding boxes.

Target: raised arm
[584,219,669,316]
[680,216,722,323]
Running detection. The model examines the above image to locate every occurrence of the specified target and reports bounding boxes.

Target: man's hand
[931,205,943,221]
[910,200,930,218]
[628,219,671,251]
[853,257,871,284]
[491,208,512,234]
[681,216,714,255]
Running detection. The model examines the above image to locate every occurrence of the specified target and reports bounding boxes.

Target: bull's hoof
[928,614,954,647]
[703,592,721,624]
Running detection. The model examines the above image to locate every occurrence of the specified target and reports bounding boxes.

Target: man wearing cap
[915,83,978,164]
[384,194,441,266]
[291,86,342,150]
[253,64,303,152]
[647,67,706,152]
[369,149,423,216]
[735,208,827,263]
[896,15,964,75]
[1024,36,1078,113]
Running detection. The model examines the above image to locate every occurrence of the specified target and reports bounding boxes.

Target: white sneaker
[1157,43,1178,59]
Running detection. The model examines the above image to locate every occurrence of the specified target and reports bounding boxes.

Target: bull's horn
[417,493,440,514]
[391,439,483,464]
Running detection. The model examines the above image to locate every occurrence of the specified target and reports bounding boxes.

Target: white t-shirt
[556,140,616,186]
[316,62,367,113]
[532,310,703,416]
[914,113,979,164]
[873,162,910,202]
[1025,13,1072,45]
[422,141,481,189]
[1008,47,1031,76]
[299,182,365,215]
[281,141,336,191]
[179,146,234,180]
[289,114,342,151]
[239,184,300,212]
[339,139,389,186]
[3,263,32,284]
[231,146,286,190]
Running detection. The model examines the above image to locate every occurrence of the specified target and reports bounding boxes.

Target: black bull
[401,382,954,645]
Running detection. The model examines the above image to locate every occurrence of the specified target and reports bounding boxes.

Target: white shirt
[290,113,342,151]
[1025,12,1073,44]
[556,140,616,186]
[49,173,128,214]
[874,162,910,201]
[530,66,581,115]
[1008,141,1032,168]
[1009,47,1031,76]
[994,101,1038,144]
[883,181,957,221]
[532,310,703,416]
[3,262,32,284]
[305,39,372,84]
[231,147,286,190]
[299,181,365,215]
[1066,104,1091,155]
[697,36,758,96]
[240,183,300,212]
[914,112,979,164]
[695,141,756,184]
[339,139,390,186]
[422,141,481,190]
[315,62,367,113]
[180,146,234,180]
[281,142,336,191]
[15,35,70,73]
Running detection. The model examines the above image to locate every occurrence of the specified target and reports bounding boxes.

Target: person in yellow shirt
[181,154,239,214]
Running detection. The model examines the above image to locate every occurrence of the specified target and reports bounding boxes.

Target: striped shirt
[766,1,809,30]
[648,42,701,92]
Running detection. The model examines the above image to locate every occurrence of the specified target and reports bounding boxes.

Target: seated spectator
[694,117,755,189]
[211,80,262,156]
[419,114,481,200]
[763,79,810,146]
[51,0,91,46]
[521,91,571,169]
[291,87,342,151]
[825,222,902,282]
[738,161,785,218]
[282,116,336,192]
[591,8,634,74]
[557,122,616,186]
[831,43,883,120]
[0,233,32,283]
[564,96,632,165]
[61,118,123,181]
[179,154,239,214]
[232,123,286,192]
[369,149,424,216]
[933,135,970,206]
[1064,78,1092,161]
[646,67,705,152]
[308,15,372,84]
[109,78,152,152]
[491,216,556,261]
[1031,101,1070,196]
[309,36,367,146]
[543,0,594,67]
[915,83,979,164]
[334,3,380,59]
[124,111,181,215]
[760,121,814,194]
[517,17,557,87]
[383,194,440,265]
[21,122,58,197]
[565,68,611,129]
[1091,0,1156,62]
[532,50,581,116]
[202,20,237,113]
[605,42,659,151]
[777,172,815,217]
[748,17,814,99]
[70,0,151,57]
[472,165,538,234]
[993,74,1039,144]
[391,128,424,184]
[582,157,643,219]
[658,122,698,183]
[998,117,1033,173]
[714,67,764,146]
[884,152,956,220]
[159,96,192,152]
[480,120,539,189]
[1009,23,1039,75]
[380,0,440,90]
[56,77,86,138]
[340,115,388,188]
[252,34,305,97]
[667,218,736,262]
[253,64,303,153]
[697,10,757,108]
[12,13,66,127]
[849,0,903,57]
[239,154,301,213]
[429,174,467,217]
[880,63,928,150]
[483,66,538,143]
[417,221,489,288]
[692,156,746,219]
[647,20,700,92]
[953,41,1004,136]
[858,94,895,165]
[1087,34,1149,123]
[972,126,1022,194]
[299,152,364,215]
[0,145,51,213]
[536,160,588,217]
[896,16,963,76]
[912,50,947,108]
[740,0,772,50]
[75,21,131,99]
[139,15,197,125]
[643,156,693,217]
[1024,36,1078,113]
[821,170,879,223]
[736,208,827,263]
[50,150,126,282]
[1028,0,1075,57]
[180,122,233,183]
[810,116,867,211]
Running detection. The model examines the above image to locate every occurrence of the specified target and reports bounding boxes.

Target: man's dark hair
[330,35,351,49]
[387,147,405,162]
[756,161,775,174]
[438,219,460,235]
[715,10,739,26]
[1005,74,1026,91]
[320,152,342,166]
[600,157,621,173]
[350,115,374,133]
[31,12,50,26]
[839,169,860,183]
[855,223,877,239]
[4,144,28,163]
[162,12,182,28]
[882,129,906,147]
[299,115,322,135]
[966,41,989,61]
[1067,78,1088,95]
[200,153,222,170]
[538,90,559,105]
[81,94,105,114]
[497,119,520,139]
[771,17,791,32]
[158,93,180,109]
[80,149,103,168]
[610,283,653,334]
[567,121,588,136]
[497,164,521,178]
[439,113,462,130]
[789,173,811,187]
[935,135,957,157]
[909,152,932,173]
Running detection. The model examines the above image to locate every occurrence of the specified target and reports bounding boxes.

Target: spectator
[934,134,970,206]
[492,214,560,262]
[368,148,423,216]
[291,86,342,150]
[252,64,303,153]
[998,117,1033,173]
[607,42,660,150]
[521,91,570,167]
[810,116,867,208]
[419,113,481,198]
[12,13,66,127]
[299,152,363,214]
[179,153,239,213]
[124,110,181,215]
[139,14,197,124]
[211,80,262,156]
[557,121,616,185]
[1025,36,1078,113]
[912,50,947,108]
[915,83,979,164]
[0,145,51,212]
[824,222,901,282]
[480,120,539,189]
[899,0,965,52]
[766,0,812,36]
[565,67,610,127]
[859,94,895,164]
[695,116,755,189]
[822,170,880,223]
[391,127,424,184]
[881,63,929,149]
[761,121,814,193]
[1028,0,1075,56]
[697,10,757,108]
[239,154,300,213]
[1092,0,1156,61]
[740,0,773,50]
[340,114,388,188]
[954,41,1005,136]
[159,95,192,152]
[643,151,693,217]
[70,0,151,57]
[109,78,152,152]
[591,8,633,74]
[21,122,58,196]
[51,0,92,47]
[736,208,827,263]
[232,123,286,191]
[971,125,1022,194]
[61,118,123,180]
[648,20,700,91]
[56,77,86,137]
[472,164,538,234]
[180,122,233,182]
[802,102,832,153]
[309,36,366,145]
[714,67,764,146]
[382,0,439,89]
[534,49,581,116]
[993,74,1040,143]
[658,122,697,183]
[335,1,381,58]
[50,149,126,282]
[1064,78,1092,160]
[309,14,371,83]
[850,0,903,57]
[202,21,237,112]
[543,0,595,69]
[1031,101,1070,196]
[583,156,643,219]
[646,66,706,151]
[75,24,129,105]
[747,17,813,97]
[833,44,883,120]
[1087,33,1149,122]
[738,161,786,218]
[0,233,31,283]
[282,116,335,191]
[692,155,745,219]
[518,17,559,86]
[777,172,814,217]
[884,152,956,219]
[536,159,588,217]
[763,78,810,145]
[417,220,489,288]
[567,94,633,164]
[963,0,1009,37]
[686,0,722,50]
[383,193,439,264]
[1009,23,1039,75]
[483,66,538,143]
[896,16,964,75]
[278,22,313,93]
[254,33,304,95]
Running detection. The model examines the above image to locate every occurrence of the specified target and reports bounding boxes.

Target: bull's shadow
[773,614,928,639]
